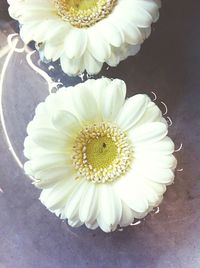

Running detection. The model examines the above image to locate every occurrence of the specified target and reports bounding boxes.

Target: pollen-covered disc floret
[72,122,133,183]
[54,0,117,28]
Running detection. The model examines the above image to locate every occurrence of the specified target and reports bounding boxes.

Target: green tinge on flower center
[53,0,117,28]
[72,122,133,183]
[86,136,118,170]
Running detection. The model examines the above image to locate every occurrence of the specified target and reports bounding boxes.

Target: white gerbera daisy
[8,0,161,76]
[24,78,176,232]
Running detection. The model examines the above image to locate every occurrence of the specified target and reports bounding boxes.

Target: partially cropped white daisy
[8,0,161,76]
[24,78,176,232]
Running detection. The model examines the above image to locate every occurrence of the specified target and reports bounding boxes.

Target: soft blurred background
[1,0,200,268]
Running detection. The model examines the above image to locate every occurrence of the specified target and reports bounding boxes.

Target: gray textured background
[0,0,200,267]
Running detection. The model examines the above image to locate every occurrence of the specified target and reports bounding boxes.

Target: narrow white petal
[64,180,88,221]
[85,221,99,230]
[97,184,122,232]
[88,27,111,62]
[119,202,135,227]
[79,184,98,223]
[44,42,64,61]
[64,29,87,59]
[99,79,126,121]
[68,219,83,228]
[60,54,84,76]
[84,50,103,75]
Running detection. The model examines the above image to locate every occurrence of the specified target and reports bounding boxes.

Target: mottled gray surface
[0,1,200,267]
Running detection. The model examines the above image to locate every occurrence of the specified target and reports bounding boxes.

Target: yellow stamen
[53,0,117,28]
[72,122,133,184]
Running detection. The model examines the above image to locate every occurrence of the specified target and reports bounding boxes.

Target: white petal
[35,102,47,116]
[44,42,64,61]
[45,21,70,42]
[64,29,87,59]
[134,136,175,155]
[68,219,83,228]
[106,50,121,67]
[27,116,52,135]
[85,221,99,230]
[99,79,126,121]
[142,168,175,184]
[96,21,124,47]
[139,26,152,39]
[84,50,103,75]
[33,20,56,43]
[39,176,78,210]
[52,110,81,136]
[119,2,153,28]
[136,0,160,22]
[64,180,89,221]
[34,166,74,188]
[134,101,162,127]
[144,179,166,197]
[114,172,149,213]
[79,183,98,223]
[88,27,111,62]
[83,78,111,104]
[110,18,144,45]
[129,122,168,144]
[44,93,66,116]
[97,184,122,232]
[119,202,135,227]
[116,94,150,130]
[24,161,33,176]
[24,137,48,159]
[30,128,69,151]
[26,153,70,174]
[70,84,99,122]
[20,22,40,43]
[134,153,177,169]
[106,43,140,67]
[132,179,163,207]
[60,54,84,76]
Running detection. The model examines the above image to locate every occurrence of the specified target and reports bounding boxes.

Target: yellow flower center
[72,122,133,183]
[86,136,118,170]
[53,0,117,28]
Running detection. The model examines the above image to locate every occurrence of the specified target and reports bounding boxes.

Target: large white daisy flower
[8,0,161,76]
[24,78,177,232]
